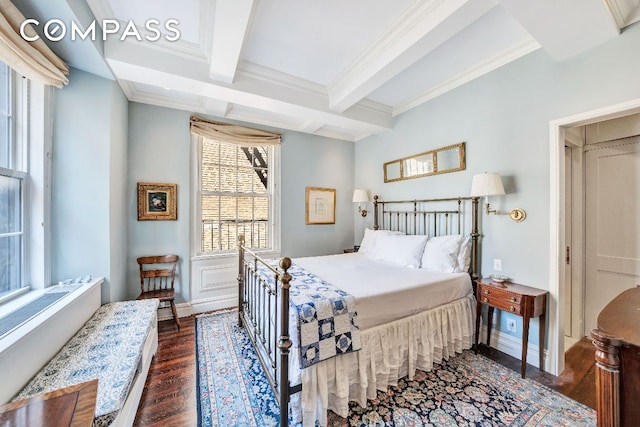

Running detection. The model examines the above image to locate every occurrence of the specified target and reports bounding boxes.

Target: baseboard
[480,325,548,371]
[157,297,235,321]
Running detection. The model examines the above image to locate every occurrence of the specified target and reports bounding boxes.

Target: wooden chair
[137,255,180,330]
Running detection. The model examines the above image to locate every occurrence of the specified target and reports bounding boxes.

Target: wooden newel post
[278,257,293,427]
[591,328,621,427]
[237,235,245,327]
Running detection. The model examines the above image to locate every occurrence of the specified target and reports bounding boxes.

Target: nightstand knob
[509,306,516,312]
[482,297,488,303]
[483,289,490,295]
[510,297,517,303]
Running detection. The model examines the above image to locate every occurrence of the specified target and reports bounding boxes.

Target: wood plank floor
[134,316,596,426]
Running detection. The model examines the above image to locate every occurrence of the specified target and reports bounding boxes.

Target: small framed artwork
[305,187,336,225]
[137,182,177,221]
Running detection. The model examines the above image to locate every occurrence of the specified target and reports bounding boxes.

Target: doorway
[549,99,640,375]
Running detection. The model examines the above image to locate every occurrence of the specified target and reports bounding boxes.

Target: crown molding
[393,37,540,116]
[603,0,640,28]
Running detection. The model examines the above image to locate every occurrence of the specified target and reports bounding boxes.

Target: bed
[237,196,480,426]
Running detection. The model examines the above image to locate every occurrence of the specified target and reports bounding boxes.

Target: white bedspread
[294,253,472,330]
[287,253,475,426]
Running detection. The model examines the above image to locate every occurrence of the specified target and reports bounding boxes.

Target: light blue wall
[127,104,192,302]
[108,82,130,302]
[51,68,129,303]
[126,104,355,302]
[355,22,640,344]
[281,133,355,256]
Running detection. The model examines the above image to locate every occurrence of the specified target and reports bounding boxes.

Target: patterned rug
[196,310,596,427]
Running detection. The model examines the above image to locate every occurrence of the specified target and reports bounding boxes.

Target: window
[198,138,276,254]
[0,61,27,300]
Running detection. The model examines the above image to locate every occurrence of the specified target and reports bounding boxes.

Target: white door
[584,137,640,334]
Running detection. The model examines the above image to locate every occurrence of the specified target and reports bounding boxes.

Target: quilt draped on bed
[257,261,361,368]
[289,293,476,427]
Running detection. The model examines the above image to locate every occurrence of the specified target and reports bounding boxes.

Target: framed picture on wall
[137,182,177,220]
[305,187,336,225]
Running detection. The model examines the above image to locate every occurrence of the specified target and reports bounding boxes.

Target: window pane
[254,168,268,195]
[237,196,253,221]
[0,174,21,234]
[237,167,254,193]
[201,195,219,252]
[218,166,236,193]
[0,235,21,297]
[0,117,8,169]
[202,139,220,163]
[201,162,219,192]
[218,143,237,166]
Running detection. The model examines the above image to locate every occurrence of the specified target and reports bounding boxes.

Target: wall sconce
[352,188,370,217]
[470,172,526,222]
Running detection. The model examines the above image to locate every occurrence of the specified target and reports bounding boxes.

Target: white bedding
[285,252,475,426]
[294,252,472,330]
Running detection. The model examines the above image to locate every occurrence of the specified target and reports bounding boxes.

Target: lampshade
[470,172,505,197]
[352,189,369,203]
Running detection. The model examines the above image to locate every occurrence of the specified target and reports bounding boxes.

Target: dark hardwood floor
[134,316,596,426]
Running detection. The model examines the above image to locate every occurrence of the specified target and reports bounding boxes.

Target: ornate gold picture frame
[137,182,177,221]
[305,187,336,225]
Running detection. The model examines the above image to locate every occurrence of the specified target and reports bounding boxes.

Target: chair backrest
[137,255,179,294]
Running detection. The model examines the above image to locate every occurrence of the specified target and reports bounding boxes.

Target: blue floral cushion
[13,299,159,425]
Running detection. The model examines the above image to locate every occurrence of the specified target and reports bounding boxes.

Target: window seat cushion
[12,299,159,425]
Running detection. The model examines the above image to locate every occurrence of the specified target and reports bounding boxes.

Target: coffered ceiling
[15,0,640,141]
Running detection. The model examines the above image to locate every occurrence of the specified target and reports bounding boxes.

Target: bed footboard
[237,235,293,426]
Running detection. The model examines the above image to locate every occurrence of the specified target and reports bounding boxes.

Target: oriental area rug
[196,310,595,427]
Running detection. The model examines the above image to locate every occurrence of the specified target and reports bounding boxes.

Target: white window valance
[0,0,69,88]
[190,115,281,147]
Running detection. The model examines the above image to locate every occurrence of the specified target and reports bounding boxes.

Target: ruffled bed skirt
[289,293,476,427]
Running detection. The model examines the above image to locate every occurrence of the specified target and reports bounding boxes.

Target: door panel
[585,138,640,334]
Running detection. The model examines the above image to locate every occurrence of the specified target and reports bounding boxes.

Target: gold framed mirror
[383,142,466,183]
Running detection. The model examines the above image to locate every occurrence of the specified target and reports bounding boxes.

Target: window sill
[0,278,103,353]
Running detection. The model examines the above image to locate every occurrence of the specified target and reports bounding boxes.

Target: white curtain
[0,0,69,87]
[190,115,281,146]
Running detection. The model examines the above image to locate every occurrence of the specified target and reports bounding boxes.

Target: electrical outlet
[506,319,516,333]
[493,259,502,271]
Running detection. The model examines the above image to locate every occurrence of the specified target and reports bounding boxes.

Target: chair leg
[170,300,181,330]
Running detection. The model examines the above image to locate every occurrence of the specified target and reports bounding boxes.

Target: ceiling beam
[105,40,392,135]
[327,0,497,113]
[208,0,257,83]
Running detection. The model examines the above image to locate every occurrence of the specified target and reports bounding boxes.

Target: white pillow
[358,228,404,255]
[369,234,428,268]
[457,236,472,273]
[421,235,464,273]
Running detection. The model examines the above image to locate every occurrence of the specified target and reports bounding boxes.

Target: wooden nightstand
[474,277,548,378]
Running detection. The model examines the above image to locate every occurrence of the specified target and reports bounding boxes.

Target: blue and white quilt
[257,261,361,369]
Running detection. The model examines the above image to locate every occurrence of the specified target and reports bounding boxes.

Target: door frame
[563,134,586,345]
[549,98,640,375]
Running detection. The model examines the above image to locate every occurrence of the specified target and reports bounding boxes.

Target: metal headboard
[373,195,480,281]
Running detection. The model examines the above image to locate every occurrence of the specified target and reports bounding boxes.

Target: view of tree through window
[200,139,270,252]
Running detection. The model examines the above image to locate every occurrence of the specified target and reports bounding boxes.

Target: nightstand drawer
[479,286,522,304]
[479,294,522,315]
